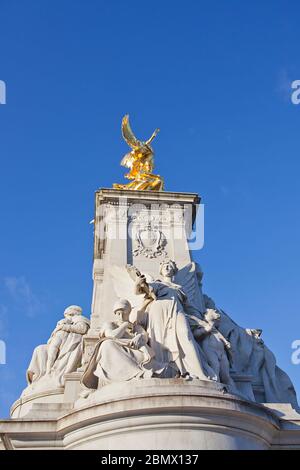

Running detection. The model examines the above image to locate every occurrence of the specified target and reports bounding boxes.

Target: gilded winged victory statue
[113,115,164,191]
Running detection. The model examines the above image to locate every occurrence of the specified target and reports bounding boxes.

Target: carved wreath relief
[133,224,167,259]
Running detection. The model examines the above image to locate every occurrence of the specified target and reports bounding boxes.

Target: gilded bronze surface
[113,115,164,191]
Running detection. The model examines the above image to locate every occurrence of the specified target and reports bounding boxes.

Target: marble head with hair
[159,259,178,277]
[64,305,83,317]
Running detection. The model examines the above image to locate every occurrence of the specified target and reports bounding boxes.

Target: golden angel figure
[113,115,164,191]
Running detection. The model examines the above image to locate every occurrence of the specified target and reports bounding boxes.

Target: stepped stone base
[2,379,300,450]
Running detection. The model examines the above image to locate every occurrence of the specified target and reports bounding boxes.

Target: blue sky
[0,0,300,416]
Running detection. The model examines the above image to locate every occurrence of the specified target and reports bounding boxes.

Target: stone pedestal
[3,379,300,450]
[10,389,65,419]
[83,188,204,369]
[231,373,255,401]
[89,189,201,332]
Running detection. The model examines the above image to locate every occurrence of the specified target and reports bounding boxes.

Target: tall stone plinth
[91,189,200,328]
[84,189,203,361]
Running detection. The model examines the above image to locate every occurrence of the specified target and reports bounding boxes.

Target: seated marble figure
[81,299,154,390]
[126,260,211,380]
[23,305,90,395]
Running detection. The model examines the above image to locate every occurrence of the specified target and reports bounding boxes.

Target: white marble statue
[112,260,211,380]
[203,295,299,408]
[93,260,299,409]
[23,305,90,395]
[81,299,154,390]
[191,308,238,392]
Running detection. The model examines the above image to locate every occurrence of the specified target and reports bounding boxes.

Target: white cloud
[4,276,44,318]
[0,305,8,336]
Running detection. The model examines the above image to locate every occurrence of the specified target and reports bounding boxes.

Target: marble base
[10,388,64,419]
[3,379,300,450]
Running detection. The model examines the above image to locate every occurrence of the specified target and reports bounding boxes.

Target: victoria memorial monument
[1,116,300,450]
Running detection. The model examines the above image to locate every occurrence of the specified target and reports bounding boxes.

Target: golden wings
[113,115,164,191]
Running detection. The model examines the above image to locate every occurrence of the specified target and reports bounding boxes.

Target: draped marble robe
[23,315,90,395]
[81,322,154,389]
[138,280,210,380]
[204,295,299,409]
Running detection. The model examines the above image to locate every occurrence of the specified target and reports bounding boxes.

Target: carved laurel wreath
[133,225,167,259]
